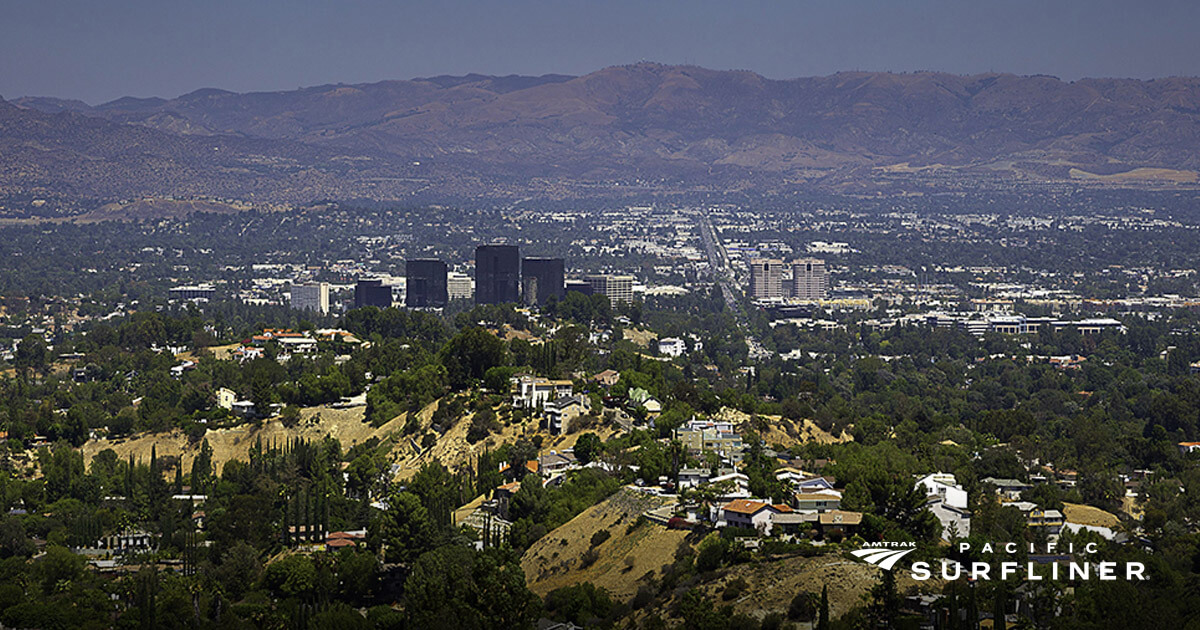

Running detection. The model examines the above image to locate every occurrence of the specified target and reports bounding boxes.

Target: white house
[678,467,712,490]
[915,472,968,509]
[511,375,573,408]
[216,388,237,411]
[981,477,1031,500]
[719,499,786,534]
[927,497,972,540]
[658,337,687,357]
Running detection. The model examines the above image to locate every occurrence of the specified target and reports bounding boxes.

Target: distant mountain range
[6,63,1200,211]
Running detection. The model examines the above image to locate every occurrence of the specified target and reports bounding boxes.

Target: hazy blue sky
[3,0,1199,104]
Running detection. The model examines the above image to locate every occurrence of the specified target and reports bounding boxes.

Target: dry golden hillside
[387,401,625,482]
[712,407,853,449]
[521,485,931,623]
[682,552,933,622]
[82,403,410,474]
[522,487,689,601]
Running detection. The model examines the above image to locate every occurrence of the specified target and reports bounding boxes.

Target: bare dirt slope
[1063,503,1120,529]
[82,403,409,474]
[687,553,932,622]
[521,487,688,601]
[387,402,625,482]
[712,407,853,448]
[520,485,927,621]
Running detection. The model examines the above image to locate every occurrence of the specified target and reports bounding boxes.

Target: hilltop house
[982,477,1031,500]
[677,467,711,490]
[1008,501,1064,535]
[926,498,971,540]
[718,499,790,534]
[915,472,968,510]
[545,395,590,434]
[512,375,574,408]
[591,369,620,387]
[793,493,841,513]
[818,510,864,537]
[674,419,744,463]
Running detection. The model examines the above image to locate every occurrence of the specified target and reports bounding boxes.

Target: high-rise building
[749,259,784,299]
[521,257,565,305]
[475,244,520,304]
[354,278,393,309]
[290,282,330,314]
[585,274,635,305]
[792,258,828,300]
[447,272,473,301]
[405,259,448,308]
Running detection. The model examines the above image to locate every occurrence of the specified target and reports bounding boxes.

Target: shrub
[722,577,749,601]
[590,529,611,548]
[789,590,819,621]
[580,548,600,568]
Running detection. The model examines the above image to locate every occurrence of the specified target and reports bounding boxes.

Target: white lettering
[941,561,962,581]
[1027,563,1043,581]
[1001,562,1018,580]
[982,543,994,554]
[959,542,971,554]
[1069,563,1089,580]
[911,562,931,580]
[1005,542,1017,554]
[1085,542,1098,555]
[971,562,991,580]
[1127,563,1146,581]
[1098,562,1116,580]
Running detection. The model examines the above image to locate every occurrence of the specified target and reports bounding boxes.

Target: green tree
[262,554,317,599]
[32,545,85,594]
[14,333,48,377]
[190,439,214,492]
[440,327,507,390]
[369,491,438,564]
[214,541,263,601]
[574,433,603,465]
[403,545,539,630]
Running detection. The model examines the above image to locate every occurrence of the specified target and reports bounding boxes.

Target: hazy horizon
[4,0,1200,104]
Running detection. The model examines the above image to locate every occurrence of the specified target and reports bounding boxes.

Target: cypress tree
[992,584,1006,630]
[818,584,830,630]
[966,584,979,630]
[949,581,959,630]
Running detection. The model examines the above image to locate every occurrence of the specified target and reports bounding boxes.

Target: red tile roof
[722,499,771,515]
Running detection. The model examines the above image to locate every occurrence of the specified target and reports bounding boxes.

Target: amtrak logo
[850,546,916,571]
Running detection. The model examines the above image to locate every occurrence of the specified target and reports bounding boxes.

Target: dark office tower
[475,244,520,304]
[521,257,565,305]
[354,279,392,309]
[406,259,448,308]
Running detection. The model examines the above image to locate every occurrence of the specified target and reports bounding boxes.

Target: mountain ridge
[7,63,1200,211]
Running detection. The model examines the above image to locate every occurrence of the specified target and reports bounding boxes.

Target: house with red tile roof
[718,499,791,534]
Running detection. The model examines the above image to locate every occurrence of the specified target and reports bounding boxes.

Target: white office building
[749,258,784,299]
[586,274,635,304]
[447,272,474,301]
[792,258,828,300]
